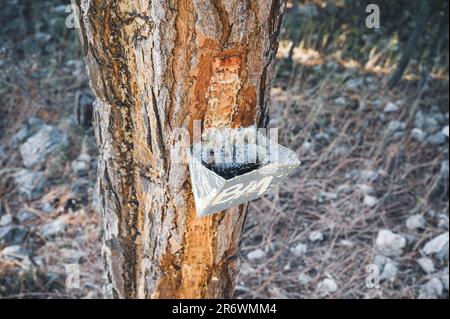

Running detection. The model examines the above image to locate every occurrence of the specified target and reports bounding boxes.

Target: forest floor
[0,1,448,299]
[237,45,449,299]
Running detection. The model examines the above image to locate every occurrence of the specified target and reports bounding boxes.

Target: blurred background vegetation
[279,0,448,87]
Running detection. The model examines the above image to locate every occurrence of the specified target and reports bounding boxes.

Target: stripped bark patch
[179,198,216,298]
[205,55,242,128]
[190,38,217,134]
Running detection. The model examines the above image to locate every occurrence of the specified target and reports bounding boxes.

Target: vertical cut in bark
[75,0,285,299]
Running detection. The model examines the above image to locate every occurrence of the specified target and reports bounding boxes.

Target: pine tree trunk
[74,0,285,299]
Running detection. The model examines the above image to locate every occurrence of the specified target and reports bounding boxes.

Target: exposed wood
[75,0,285,299]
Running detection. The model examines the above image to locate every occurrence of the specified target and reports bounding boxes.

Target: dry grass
[236,48,449,299]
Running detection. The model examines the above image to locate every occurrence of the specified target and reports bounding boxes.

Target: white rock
[346,78,363,90]
[318,278,338,296]
[359,170,379,182]
[291,243,308,257]
[384,102,400,113]
[71,153,91,176]
[337,184,353,194]
[16,210,33,223]
[53,5,68,13]
[411,128,426,142]
[298,274,312,285]
[41,202,54,214]
[78,153,91,162]
[426,133,446,146]
[315,132,330,142]
[414,111,426,129]
[387,121,406,133]
[345,170,361,180]
[391,131,405,140]
[319,191,338,200]
[309,231,324,242]
[34,32,52,43]
[423,232,449,259]
[426,209,437,218]
[334,97,347,106]
[364,195,379,208]
[247,248,266,261]
[40,219,65,238]
[376,229,406,256]
[339,240,355,248]
[0,214,12,227]
[333,146,350,157]
[419,278,443,299]
[301,141,314,155]
[406,214,426,230]
[380,262,399,281]
[442,126,449,137]
[71,159,90,176]
[357,184,374,194]
[437,214,449,230]
[417,257,435,274]
[423,117,440,134]
[19,125,68,169]
[239,264,256,276]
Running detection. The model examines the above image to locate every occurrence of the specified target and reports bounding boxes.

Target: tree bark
[387,0,429,89]
[74,0,285,299]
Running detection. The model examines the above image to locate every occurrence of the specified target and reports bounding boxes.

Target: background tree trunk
[74,0,285,299]
[387,0,430,89]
